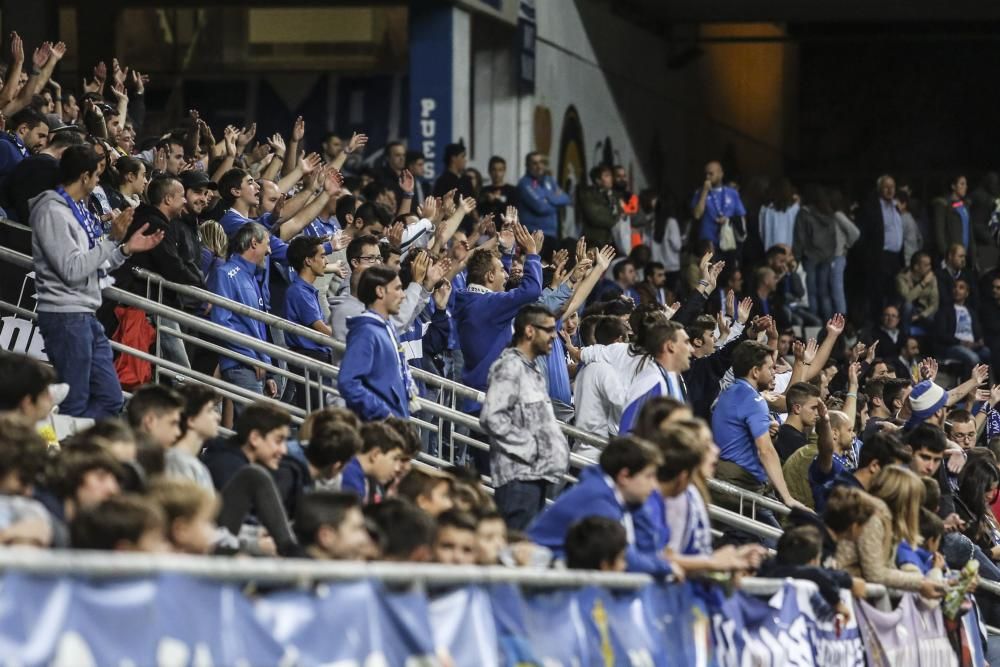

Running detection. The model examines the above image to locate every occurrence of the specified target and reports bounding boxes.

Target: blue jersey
[712,379,771,483]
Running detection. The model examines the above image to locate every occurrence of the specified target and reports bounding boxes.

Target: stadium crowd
[0,33,999,653]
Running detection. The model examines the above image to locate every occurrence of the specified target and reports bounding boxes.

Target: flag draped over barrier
[0,571,980,667]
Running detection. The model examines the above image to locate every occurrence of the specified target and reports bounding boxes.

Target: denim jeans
[222,365,263,418]
[495,479,548,531]
[830,256,848,317]
[36,311,123,419]
[803,258,833,321]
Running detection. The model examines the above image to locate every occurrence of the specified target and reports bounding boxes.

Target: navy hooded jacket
[338,311,409,421]
[453,253,543,394]
[527,465,673,576]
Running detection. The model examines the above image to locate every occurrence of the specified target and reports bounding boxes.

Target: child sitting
[565,516,627,572]
[757,526,853,617]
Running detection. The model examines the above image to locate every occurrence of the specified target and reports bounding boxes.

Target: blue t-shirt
[712,379,771,483]
[691,186,746,246]
[807,453,855,514]
[283,274,328,352]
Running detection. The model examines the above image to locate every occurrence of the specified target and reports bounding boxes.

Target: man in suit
[857,174,905,321]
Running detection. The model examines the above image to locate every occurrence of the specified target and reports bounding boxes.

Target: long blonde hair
[868,465,924,544]
[199,220,228,258]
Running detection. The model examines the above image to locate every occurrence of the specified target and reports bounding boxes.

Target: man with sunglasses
[328,234,443,350]
[480,304,569,529]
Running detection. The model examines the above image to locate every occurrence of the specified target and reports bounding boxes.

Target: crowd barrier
[1,548,982,667]
[0,238,783,542]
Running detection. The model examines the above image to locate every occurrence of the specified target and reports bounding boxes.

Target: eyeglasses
[356,255,382,265]
[951,432,976,441]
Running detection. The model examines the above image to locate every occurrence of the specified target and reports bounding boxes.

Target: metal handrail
[0,548,651,589]
[130,266,489,403]
[0,243,784,533]
[706,505,784,541]
[707,479,792,517]
[131,266,616,447]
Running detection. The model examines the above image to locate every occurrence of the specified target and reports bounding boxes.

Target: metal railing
[0,241,784,540]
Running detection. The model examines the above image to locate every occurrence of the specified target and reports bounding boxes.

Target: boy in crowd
[125,384,184,449]
[433,509,479,565]
[293,490,373,560]
[475,508,508,565]
[54,446,124,523]
[565,516,627,571]
[70,495,167,553]
[774,382,822,463]
[341,421,406,504]
[527,436,678,577]
[166,385,219,490]
[0,352,57,423]
[147,478,219,555]
[757,525,854,614]
[396,469,454,518]
[365,498,436,562]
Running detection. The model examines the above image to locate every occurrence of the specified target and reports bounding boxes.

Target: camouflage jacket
[479,347,570,487]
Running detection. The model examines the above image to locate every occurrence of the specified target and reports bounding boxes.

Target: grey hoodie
[30,189,127,313]
[328,281,431,344]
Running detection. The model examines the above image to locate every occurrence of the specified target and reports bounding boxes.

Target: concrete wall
[467,1,797,232]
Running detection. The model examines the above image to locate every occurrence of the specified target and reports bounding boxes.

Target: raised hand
[972,363,990,386]
[9,32,23,65]
[458,196,476,216]
[93,60,107,83]
[236,123,257,152]
[291,116,305,142]
[112,57,127,86]
[549,250,569,288]
[300,152,322,174]
[32,43,51,70]
[433,279,452,310]
[725,289,736,320]
[479,213,496,238]
[346,132,367,155]
[848,361,861,388]
[386,221,404,248]
[410,250,430,284]
[803,338,819,365]
[792,339,805,362]
[425,258,451,289]
[501,205,518,227]
[324,166,344,196]
[595,245,615,272]
[716,310,731,341]
[397,168,415,193]
[990,384,1000,406]
[418,196,438,222]
[865,339,880,364]
[848,341,866,364]
[513,222,537,255]
[267,133,286,157]
[920,357,938,382]
[223,125,238,156]
[737,297,754,325]
[826,313,846,336]
[126,225,166,254]
[575,236,588,263]
[130,69,147,95]
[664,301,681,320]
[531,229,545,253]
[441,190,457,218]
[569,258,592,283]
[49,42,66,62]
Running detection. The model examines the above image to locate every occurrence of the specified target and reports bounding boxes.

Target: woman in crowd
[835,465,944,597]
